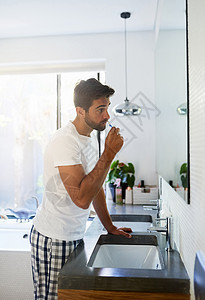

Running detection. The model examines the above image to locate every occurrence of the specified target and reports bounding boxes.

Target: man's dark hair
[74,78,115,111]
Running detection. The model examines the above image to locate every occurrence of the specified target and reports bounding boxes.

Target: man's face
[84,97,110,131]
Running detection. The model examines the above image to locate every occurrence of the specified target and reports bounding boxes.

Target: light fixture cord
[124,16,128,100]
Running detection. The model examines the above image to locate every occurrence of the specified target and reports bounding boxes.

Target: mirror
[155,0,189,203]
[0,0,189,205]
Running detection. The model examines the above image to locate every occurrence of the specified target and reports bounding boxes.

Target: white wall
[0,31,157,185]
[160,1,205,299]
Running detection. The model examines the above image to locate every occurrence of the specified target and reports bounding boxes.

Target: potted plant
[107,160,135,202]
[180,162,188,189]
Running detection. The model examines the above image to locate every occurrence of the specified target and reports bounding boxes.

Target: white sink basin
[87,234,164,270]
[89,244,162,269]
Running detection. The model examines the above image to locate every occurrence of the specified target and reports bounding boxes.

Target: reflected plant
[180,163,188,189]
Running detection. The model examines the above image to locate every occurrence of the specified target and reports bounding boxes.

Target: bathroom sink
[87,234,164,270]
[104,214,153,232]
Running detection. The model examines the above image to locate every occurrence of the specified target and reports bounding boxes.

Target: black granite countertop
[58,202,190,294]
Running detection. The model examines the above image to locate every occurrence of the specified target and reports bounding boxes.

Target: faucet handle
[156,217,172,221]
[155,217,167,221]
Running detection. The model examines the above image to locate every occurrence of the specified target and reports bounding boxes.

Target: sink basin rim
[110,214,153,223]
[103,214,153,232]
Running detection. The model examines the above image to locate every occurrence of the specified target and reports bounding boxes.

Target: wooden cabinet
[58,289,190,300]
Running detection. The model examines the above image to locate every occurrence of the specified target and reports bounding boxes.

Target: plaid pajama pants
[30,225,82,300]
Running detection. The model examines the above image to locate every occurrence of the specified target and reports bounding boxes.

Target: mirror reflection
[155,0,188,202]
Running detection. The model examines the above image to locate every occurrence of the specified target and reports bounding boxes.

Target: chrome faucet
[148,217,173,251]
[143,199,161,218]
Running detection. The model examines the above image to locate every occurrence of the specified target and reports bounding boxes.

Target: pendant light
[113,12,141,116]
[177,102,187,115]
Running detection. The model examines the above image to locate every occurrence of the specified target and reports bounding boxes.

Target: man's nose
[105,110,110,120]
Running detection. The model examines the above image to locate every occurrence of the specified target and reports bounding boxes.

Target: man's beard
[85,114,107,131]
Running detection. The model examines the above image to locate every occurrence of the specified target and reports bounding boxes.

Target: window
[0,70,104,211]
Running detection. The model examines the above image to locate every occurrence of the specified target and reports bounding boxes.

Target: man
[30,78,132,299]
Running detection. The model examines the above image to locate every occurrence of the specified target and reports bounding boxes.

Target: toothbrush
[107,121,112,128]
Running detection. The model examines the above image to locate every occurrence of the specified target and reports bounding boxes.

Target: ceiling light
[113,12,141,116]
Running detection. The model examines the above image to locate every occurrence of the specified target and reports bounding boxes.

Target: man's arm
[58,127,123,209]
[92,188,132,238]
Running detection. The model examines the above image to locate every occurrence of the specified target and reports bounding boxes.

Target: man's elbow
[72,198,90,210]
[66,186,90,209]
[81,203,90,210]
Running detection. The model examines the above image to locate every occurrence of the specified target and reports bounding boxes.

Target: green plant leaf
[127,163,135,173]
[180,163,187,175]
[107,170,114,183]
[127,174,135,188]
[181,174,188,189]
[110,160,119,170]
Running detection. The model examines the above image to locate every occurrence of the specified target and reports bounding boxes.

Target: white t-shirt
[33,121,99,241]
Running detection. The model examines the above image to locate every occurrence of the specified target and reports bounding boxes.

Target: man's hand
[108,226,132,238]
[104,127,124,160]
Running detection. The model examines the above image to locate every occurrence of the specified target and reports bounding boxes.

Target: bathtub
[0,218,93,251]
[0,220,32,251]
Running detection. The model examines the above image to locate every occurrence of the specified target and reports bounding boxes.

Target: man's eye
[98,108,104,113]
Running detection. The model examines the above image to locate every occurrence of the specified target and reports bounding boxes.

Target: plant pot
[109,183,116,202]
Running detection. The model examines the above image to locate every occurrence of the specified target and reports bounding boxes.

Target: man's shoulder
[45,122,78,152]
[52,122,76,140]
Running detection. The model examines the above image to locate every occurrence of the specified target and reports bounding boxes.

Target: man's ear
[76,107,85,118]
